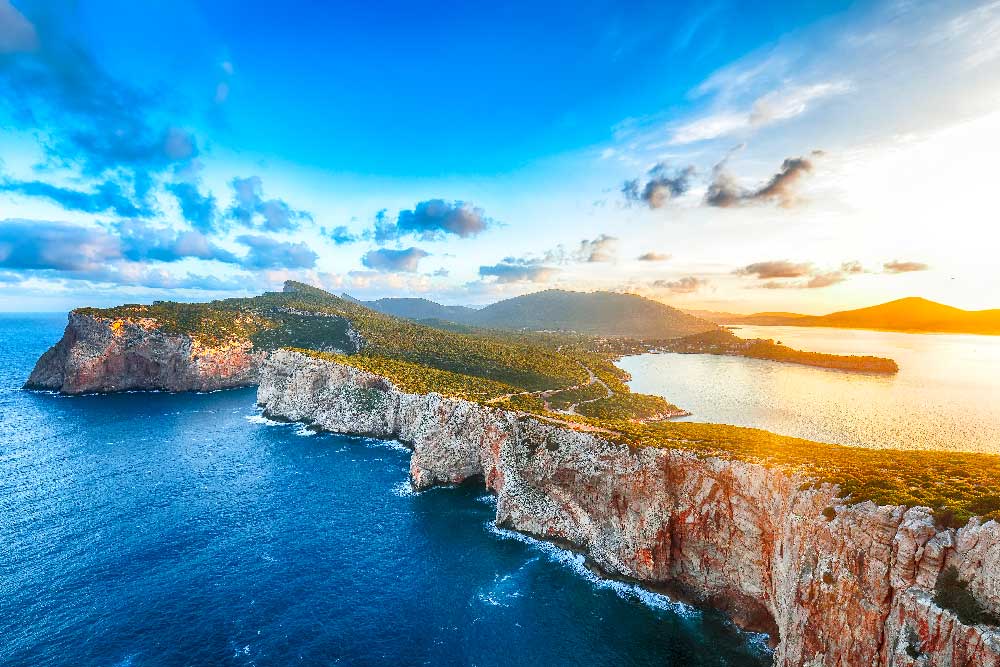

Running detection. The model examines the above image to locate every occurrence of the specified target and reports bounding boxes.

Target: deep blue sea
[0,314,771,667]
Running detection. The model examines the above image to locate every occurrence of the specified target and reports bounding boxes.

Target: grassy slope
[81,282,998,525]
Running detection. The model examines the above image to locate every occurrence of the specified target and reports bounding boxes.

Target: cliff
[25,311,263,393]
[257,349,1000,667]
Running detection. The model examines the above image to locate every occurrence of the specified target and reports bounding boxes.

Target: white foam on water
[391,480,420,497]
[476,494,497,507]
[365,438,410,454]
[484,521,698,617]
[245,414,282,426]
[474,558,534,608]
[476,590,507,607]
[294,424,316,437]
[743,630,774,656]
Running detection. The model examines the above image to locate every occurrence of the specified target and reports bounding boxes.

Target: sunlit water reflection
[619,325,1000,454]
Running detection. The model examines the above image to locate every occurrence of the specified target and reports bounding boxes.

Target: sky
[1,0,999,313]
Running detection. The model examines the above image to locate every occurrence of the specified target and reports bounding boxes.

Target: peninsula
[657,329,899,373]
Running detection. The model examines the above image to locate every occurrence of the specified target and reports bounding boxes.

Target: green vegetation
[361,288,718,339]
[546,384,608,410]
[80,282,589,391]
[659,329,899,374]
[493,393,550,414]
[743,339,898,373]
[81,281,999,527]
[575,393,683,421]
[293,349,520,401]
[589,420,1000,526]
[251,313,357,352]
[934,567,1000,625]
[77,302,271,347]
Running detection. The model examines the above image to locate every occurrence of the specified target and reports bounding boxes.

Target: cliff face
[25,312,263,393]
[258,349,1000,667]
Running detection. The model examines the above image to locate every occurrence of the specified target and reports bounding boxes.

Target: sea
[621,324,1000,454]
[0,313,771,667]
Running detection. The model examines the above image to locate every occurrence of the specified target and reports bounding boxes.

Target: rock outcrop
[25,312,263,393]
[257,349,1000,667]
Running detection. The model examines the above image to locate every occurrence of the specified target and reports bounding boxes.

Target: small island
[656,329,899,374]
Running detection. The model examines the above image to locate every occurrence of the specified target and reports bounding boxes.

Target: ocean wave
[364,439,410,454]
[245,414,282,426]
[483,521,698,617]
[294,424,316,437]
[391,480,420,497]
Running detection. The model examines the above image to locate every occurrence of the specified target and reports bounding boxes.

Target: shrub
[576,392,682,421]
[934,566,1000,626]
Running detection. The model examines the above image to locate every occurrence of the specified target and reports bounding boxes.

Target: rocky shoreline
[257,349,1000,667]
[23,313,1000,666]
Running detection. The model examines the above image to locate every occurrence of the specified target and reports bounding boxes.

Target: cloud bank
[653,276,708,293]
[706,153,819,208]
[622,164,694,209]
[375,200,494,243]
[361,247,429,272]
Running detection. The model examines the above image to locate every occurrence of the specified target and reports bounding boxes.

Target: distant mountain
[730,312,813,326]
[680,308,743,324]
[350,295,479,323]
[364,289,717,339]
[729,297,1000,335]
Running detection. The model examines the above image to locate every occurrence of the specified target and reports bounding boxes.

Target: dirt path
[484,362,607,413]
[562,362,612,415]
[479,363,627,436]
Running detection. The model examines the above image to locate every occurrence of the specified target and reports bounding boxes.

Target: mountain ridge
[690,297,1000,335]
[359,289,717,339]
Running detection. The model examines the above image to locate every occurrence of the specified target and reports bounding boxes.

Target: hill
[729,297,1000,334]
[810,297,1000,333]
[38,280,687,421]
[363,289,717,339]
[349,295,480,323]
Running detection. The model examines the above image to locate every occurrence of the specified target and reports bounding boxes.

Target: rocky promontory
[257,349,1000,667]
[25,311,264,393]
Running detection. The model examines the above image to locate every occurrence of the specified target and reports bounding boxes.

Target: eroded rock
[257,349,1000,667]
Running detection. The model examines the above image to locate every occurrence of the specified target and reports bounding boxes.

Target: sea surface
[0,314,770,667]
[620,325,1000,454]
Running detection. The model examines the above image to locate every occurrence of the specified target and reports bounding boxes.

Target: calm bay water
[620,325,1000,454]
[0,314,769,667]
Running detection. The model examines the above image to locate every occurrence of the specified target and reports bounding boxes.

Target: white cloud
[938,0,1000,68]
[669,112,748,145]
[669,80,850,145]
[749,81,852,126]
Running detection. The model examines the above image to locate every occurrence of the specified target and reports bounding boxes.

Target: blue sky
[2,0,1000,312]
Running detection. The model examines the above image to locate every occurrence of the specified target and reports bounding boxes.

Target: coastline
[255,348,1000,667]
[725,322,1000,338]
[20,298,1000,665]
